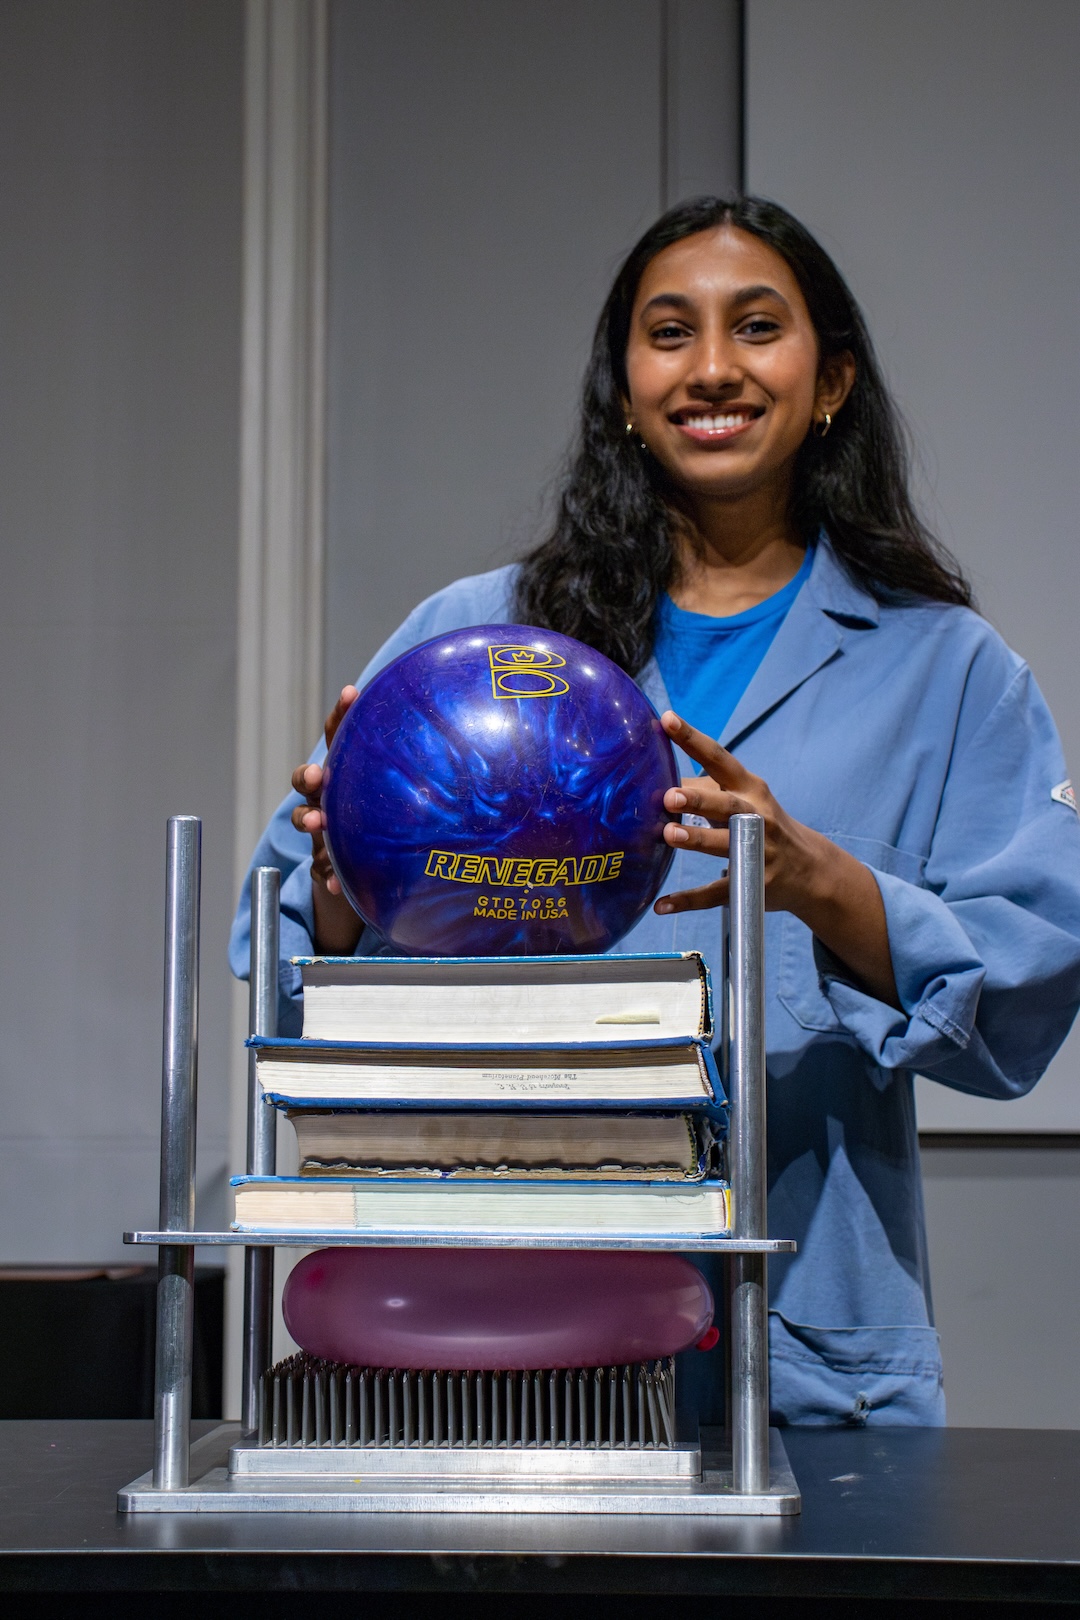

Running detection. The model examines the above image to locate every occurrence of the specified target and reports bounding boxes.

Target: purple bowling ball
[282,1248,714,1371]
[321,624,678,956]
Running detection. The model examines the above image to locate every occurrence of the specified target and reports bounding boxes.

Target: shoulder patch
[1051,780,1077,813]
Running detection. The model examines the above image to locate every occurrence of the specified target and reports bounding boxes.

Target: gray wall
[923,1144,1080,1427]
[0,0,243,1261]
[324,0,741,705]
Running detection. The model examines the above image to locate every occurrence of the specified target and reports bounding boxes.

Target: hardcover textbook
[288,1109,716,1182]
[231,1174,732,1238]
[251,1036,722,1109]
[294,951,713,1045]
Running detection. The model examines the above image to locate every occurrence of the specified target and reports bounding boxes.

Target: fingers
[325,685,359,748]
[664,820,730,856]
[291,760,326,838]
[291,697,357,900]
[311,841,342,896]
[290,793,342,895]
[665,779,752,823]
[291,801,325,836]
[660,711,750,787]
[654,876,730,915]
[292,684,357,837]
[291,794,326,843]
[291,760,323,800]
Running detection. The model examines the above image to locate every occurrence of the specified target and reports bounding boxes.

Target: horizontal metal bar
[125,1229,795,1253]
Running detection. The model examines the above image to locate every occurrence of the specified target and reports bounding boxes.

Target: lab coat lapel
[638,656,697,777]
[719,542,879,751]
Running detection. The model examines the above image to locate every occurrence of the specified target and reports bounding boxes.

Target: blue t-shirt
[653,547,814,740]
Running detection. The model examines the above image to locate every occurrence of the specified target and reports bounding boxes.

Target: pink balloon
[283,1247,713,1370]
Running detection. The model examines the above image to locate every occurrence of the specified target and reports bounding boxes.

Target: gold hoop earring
[813,413,832,439]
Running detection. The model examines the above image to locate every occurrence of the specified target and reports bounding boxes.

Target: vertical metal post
[153,816,201,1491]
[728,813,770,1495]
[718,906,733,1449]
[241,866,280,1432]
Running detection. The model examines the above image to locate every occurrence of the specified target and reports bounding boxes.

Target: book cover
[250,1034,725,1112]
[287,1108,718,1182]
[230,1173,733,1238]
[291,950,714,1046]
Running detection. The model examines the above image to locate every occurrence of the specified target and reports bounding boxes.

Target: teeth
[683,413,751,430]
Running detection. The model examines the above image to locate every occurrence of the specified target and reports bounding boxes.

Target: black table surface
[3,1420,1080,1608]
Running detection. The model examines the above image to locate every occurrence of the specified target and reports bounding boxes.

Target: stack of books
[232,952,731,1243]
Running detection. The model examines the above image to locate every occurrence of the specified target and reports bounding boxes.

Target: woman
[231,196,1080,1426]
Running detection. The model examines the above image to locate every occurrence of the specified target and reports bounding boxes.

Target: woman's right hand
[290,685,363,952]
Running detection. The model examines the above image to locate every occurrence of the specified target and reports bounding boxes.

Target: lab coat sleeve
[817,664,1080,1098]
[228,567,518,1029]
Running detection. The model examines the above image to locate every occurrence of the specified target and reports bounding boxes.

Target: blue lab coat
[230,540,1080,1426]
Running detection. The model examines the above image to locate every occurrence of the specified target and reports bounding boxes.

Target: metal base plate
[229,1440,700,1483]
[118,1425,800,1516]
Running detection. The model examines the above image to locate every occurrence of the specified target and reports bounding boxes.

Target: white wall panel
[0,1,243,1259]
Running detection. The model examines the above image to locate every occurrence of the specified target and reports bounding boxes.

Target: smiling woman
[626,238,848,572]
[514,196,970,673]
[232,196,1080,1432]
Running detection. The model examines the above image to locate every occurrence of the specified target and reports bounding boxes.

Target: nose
[685,327,743,397]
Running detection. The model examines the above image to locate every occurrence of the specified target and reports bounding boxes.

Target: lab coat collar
[809,536,880,629]
[719,538,878,749]
[637,538,880,757]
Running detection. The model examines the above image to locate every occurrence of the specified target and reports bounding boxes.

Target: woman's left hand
[654,711,830,915]
[653,711,899,1007]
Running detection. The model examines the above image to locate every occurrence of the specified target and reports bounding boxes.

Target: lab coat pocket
[769,1312,944,1426]
[778,834,928,1032]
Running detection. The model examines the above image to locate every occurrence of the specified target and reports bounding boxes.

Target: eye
[738,317,782,339]
[650,321,691,343]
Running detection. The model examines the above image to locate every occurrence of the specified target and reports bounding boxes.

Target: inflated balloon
[321,624,677,956]
[282,1247,713,1370]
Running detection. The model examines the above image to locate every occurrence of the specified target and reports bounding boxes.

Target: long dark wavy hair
[513,195,973,674]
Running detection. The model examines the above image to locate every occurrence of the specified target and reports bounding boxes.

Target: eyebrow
[639,283,792,318]
[639,292,695,317]
[730,283,791,310]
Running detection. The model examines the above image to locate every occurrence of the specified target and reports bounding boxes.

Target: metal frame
[120,812,799,1515]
